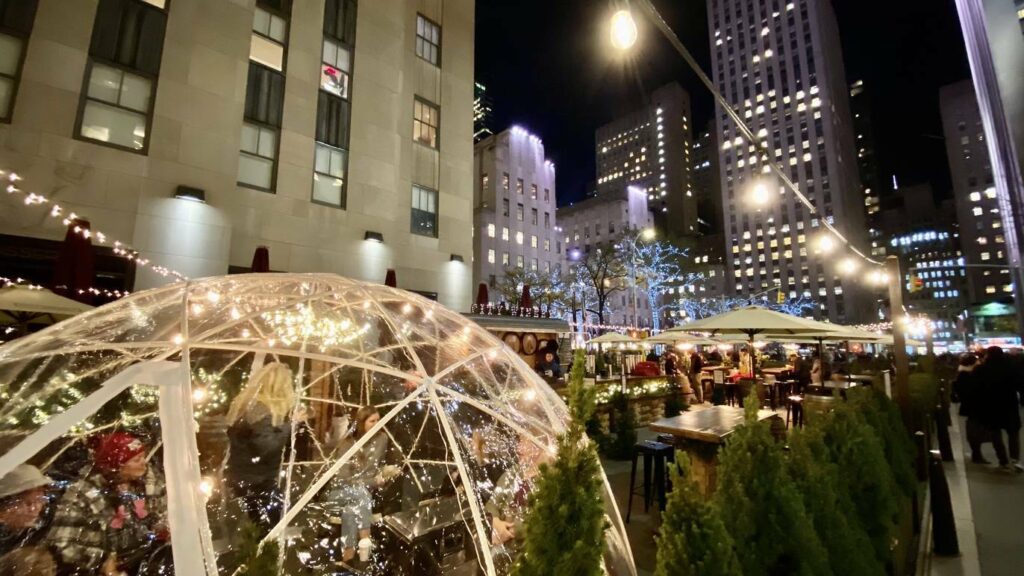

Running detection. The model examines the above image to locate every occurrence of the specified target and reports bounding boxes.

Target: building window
[515,231,523,245]
[312,142,347,206]
[486,223,495,238]
[516,255,524,268]
[481,173,489,192]
[313,0,356,207]
[413,97,439,148]
[531,235,538,248]
[502,252,509,266]
[517,204,524,221]
[544,238,550,252]
[516,178,524,195]
[487,249,495,264]
[531,258,538,271]
[77,0,167,152]
[320,38,351,98]
[544,188,550,201]
[415,14,440,66]
[502,199,509,217]
[251,5,287,71]
[502,227,509,241]
[544,212,550,229]
[411,185,438,237]
[239,122,277,190]
[531,208,538,225]
[530,184,538,199]
[502,173,509,191]
[0,0,39,122]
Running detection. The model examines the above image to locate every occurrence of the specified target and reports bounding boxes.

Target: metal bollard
[935,406,955,462]
[914,431,928,482]
[929,451,959,556]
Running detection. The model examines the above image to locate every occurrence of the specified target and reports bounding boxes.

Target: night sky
[475,0,971,206]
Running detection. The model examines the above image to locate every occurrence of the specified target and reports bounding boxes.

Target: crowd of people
[953,346,1024,472]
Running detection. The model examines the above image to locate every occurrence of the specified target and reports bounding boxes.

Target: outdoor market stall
[0,274,636,576]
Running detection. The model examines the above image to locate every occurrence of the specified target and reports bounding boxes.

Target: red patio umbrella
[52,219,95,305]
[251,246,270,273]
[475,283,489,307]
[519,284,533,310]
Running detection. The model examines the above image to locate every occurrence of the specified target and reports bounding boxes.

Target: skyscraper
[708,0,866,322]
[940,81,1013,306]
[849,80,887,258]
[473,127,563,292]
[473,82,494,143]
[594,83,697,239]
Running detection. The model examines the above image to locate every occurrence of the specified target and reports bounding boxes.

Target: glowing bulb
[192,388,207,403]
[610,10,638,50]
[750,182,770,205]
[838,257,859,275]
[230,307,241,320]
[206,291,221,303]
[198,477,214,497]
[816,234,836,253]
[172,334,184,345]
[523,388,538,402]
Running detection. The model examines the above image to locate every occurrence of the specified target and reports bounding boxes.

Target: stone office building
[0,0,475,310]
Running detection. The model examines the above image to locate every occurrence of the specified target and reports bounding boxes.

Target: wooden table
[759,366,793,376]
[649,406,784,497]
[650,405,781,443]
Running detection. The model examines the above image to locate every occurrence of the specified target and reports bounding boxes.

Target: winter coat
[225,407,292,488]
[952,368,980,418]
[976,358,1023,430]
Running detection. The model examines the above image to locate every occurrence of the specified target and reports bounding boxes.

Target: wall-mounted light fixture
[174,185,206,203]
[364,231,384,243]
[450,254,464,263]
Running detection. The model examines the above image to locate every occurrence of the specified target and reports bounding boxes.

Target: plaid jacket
[44,467,167,571]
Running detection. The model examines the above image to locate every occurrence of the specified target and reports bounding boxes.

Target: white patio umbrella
[0,285,94,329]
[873,334,927,348]
[672,307,833,373]
[644,331,718,346]
[588,332,640,346]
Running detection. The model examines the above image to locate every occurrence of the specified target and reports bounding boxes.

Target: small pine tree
[712,392,829,576]
[606,391,637,460]
[655,452,741,576]
[514,349,608,576]
[847,387,916,498]
[816,402,900,566]
[235,522,280,576]
[788,427,885,576]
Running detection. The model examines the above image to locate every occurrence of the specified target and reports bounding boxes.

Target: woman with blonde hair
[224,362,304,530]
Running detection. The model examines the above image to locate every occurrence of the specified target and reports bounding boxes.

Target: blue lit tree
[623,239,703,331]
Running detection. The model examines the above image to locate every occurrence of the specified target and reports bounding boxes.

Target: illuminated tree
[574,245,627,329]
[495,267,571,316]
[616,235,703,331]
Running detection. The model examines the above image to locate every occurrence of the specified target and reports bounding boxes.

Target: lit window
[415,14,441,66]
[487,249,495,264]
[252,6,288,71]
[531,235,538,248]
[502,227,509,241]
[321,39,351,99]
[516,255,524,268]
[79,63,152,151]
[973,207,984,216]
[487,223,495,238]
[969,191,981,202]
[411,185,438,237]
[502,252,509,266]
[413,98,439,148]
[239,122,277,190]
[312,142,347,206]
[981,251,990,261]
[515,231,524,245]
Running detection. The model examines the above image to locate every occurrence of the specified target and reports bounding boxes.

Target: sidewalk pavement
[929,410,1023,576]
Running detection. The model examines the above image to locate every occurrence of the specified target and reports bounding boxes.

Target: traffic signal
[777,290,786,304]
[909,275,924,293]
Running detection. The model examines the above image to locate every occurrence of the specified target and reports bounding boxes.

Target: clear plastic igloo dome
[0,274,635,576]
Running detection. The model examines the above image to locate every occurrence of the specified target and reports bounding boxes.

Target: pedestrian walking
[976,346,1023,472]
[952,353,991,463]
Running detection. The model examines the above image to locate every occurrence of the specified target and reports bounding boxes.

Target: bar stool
[626,440,674,522]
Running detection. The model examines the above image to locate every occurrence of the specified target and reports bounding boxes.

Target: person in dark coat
[976,347,1023,472]
[664,353,677,377]
[535,351,563,379]
[225,363,306,529]
[952,354,991,463]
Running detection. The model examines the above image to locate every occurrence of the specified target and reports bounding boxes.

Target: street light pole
[887,255,911,420]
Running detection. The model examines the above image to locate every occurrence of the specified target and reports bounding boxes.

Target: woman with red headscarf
[44,432,168,575]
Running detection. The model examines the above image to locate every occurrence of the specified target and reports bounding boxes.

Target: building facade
[0,0,475,310]
[595,82,697,239]
[558,187,654,328]
[472,126,562,291]
[707,0,867,323]
[940,80,1013,305]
